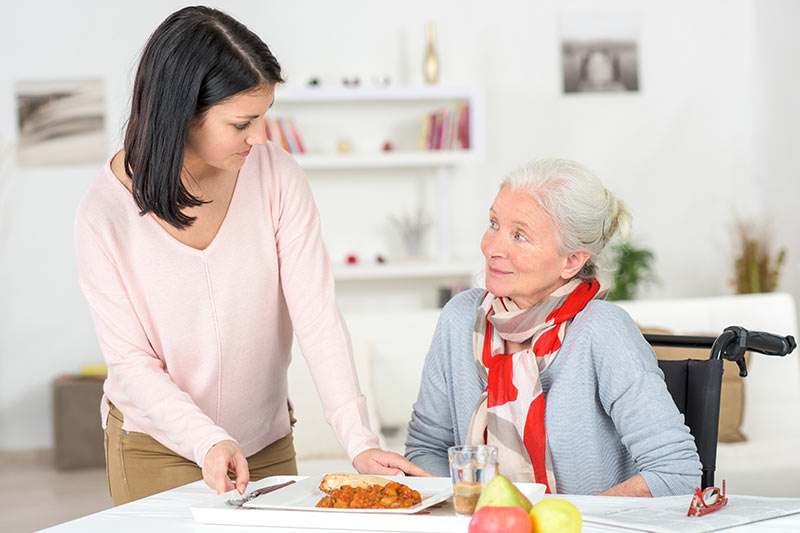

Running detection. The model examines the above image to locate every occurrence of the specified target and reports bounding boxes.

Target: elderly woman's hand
[203,439,250,494]
[353,448,432,477]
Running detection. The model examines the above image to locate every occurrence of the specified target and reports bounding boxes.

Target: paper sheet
[560,494,800,533]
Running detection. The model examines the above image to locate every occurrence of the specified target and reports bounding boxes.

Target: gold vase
[424,21,439,84]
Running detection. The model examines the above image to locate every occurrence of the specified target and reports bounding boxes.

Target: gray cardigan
[405,288,701,496]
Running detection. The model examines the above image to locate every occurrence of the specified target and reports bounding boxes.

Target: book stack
[265,117,307,154]
[419,104,470,151]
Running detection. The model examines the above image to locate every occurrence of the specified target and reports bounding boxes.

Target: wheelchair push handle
[710,326,796,377]
[746,330,797,356]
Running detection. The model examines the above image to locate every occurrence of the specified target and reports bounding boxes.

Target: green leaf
[608,242,657,301]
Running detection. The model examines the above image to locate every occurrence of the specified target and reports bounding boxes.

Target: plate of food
[242,473,453,514]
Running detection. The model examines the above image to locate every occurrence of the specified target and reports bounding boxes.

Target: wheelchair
[646,327,796,488]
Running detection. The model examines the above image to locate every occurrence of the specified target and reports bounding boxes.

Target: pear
[475,474,532,511]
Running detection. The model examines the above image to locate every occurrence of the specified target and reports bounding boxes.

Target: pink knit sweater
[74,143,379,467]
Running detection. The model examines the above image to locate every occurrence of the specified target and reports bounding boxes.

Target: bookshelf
[271,85,484,284]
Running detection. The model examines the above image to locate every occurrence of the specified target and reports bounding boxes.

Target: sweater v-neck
[104,155,245,256]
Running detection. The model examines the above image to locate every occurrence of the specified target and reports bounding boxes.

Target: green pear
[474,474,532,511]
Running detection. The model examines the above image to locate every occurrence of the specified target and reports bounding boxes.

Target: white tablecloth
[40,480,800,533]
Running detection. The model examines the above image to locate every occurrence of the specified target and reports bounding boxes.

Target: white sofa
[615,293,800,497]
[288,292,800,496]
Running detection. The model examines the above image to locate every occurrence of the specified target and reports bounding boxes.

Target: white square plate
[191,476,547,532]
[243,474,453,514]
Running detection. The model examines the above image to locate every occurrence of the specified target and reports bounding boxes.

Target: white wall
[1,0,797,450]
[751,1,800,305]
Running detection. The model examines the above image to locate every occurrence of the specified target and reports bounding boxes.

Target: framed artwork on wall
[560,12,641,94]
[15,78,106,167]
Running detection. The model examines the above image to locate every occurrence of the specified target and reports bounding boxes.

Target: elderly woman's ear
[561,251,592,280]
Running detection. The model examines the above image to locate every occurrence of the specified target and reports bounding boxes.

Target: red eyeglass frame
[687,480,728,517]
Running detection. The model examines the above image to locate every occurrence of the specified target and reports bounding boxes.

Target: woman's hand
[203,439,250,494]
[353,448,432,477]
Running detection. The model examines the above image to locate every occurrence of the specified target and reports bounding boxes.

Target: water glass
[448,445,498,516]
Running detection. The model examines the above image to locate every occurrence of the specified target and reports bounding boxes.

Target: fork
[226,480,296,507]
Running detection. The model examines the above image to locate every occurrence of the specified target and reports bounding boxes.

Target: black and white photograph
[16,78,106,166]
[560,12,640,94]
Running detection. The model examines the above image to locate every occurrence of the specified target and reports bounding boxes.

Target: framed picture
[16,78,106,166]
[560,12,640,94]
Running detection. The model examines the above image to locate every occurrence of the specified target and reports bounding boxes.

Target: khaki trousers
[104,403,298,506]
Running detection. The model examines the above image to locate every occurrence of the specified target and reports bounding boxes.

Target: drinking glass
[447,445,498,516]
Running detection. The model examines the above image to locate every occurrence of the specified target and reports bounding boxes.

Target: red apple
[468,506,532,533]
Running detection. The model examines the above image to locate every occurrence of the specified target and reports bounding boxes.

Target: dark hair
[123,6,283,229]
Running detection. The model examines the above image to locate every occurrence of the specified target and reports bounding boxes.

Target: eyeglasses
[687,480,728,517]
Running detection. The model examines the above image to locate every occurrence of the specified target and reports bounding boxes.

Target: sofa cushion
[343,310,441,430]
[287,338,384,460]
[641,328,749,442]
[616,293,800,442]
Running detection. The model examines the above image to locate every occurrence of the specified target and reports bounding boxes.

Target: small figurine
[342,76,360,87]
[389,210,431,258]
[346,253,359,265]
[381,141,394,152]
[337,139,353,154]
[307,77,321,87]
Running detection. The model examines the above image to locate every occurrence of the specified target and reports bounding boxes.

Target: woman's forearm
[598,474,652,497]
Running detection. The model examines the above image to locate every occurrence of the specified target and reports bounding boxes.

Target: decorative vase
[423,21,439,84]
[390,210,431,258]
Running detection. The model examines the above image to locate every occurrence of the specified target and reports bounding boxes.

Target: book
[458,105,470,150]
[267,118,284,150]
[286,117,306,154]
[270,117,290,152]
[433,110,444,150]
[421,105,470,151]
[427,112,438,150]
[446,107,459,150]
[419,112,432,150]
[278,117,299,153]
[440,108,451,150]
[264,121,273,142]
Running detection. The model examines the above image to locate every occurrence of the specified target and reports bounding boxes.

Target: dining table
[40,476,800,533]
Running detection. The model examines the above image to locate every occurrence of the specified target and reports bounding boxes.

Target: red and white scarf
[466,278,607,493]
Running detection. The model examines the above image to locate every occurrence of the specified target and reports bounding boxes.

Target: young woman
[75,6,425,505]
[405,159,701,496]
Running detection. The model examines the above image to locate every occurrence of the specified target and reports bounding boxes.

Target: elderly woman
[405,159,701,497]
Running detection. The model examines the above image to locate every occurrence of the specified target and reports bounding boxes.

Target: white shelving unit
[292,150,474,169]
[273,85,484,283]
[332,260,481,282]
[276,85,485,107]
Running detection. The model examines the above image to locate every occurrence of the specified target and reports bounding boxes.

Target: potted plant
[732,222,786,294]
[608,241,656,301]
